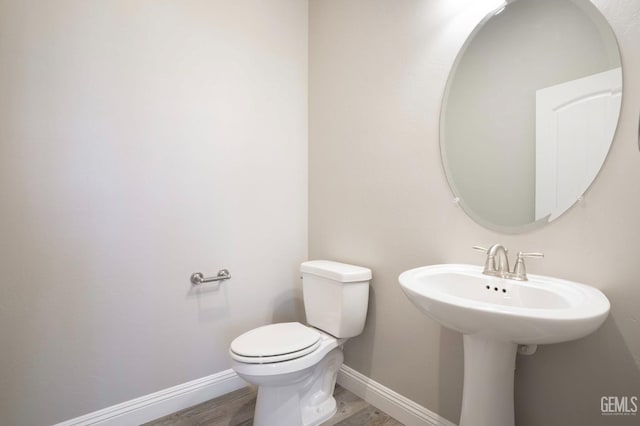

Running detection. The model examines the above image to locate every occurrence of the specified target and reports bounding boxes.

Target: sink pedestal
[459,334,517,426]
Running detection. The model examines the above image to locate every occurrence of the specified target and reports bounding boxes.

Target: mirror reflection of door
[535,68,622,221]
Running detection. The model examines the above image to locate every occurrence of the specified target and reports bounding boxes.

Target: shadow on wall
[438,328,464,424]
[271,288,305,324]
[342,284,378,376]
[515,316,640,426]
[187,282,231,323]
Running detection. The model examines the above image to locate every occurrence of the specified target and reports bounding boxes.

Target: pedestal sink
[398,264,610,426]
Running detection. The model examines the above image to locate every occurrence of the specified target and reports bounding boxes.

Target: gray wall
[0,1,307,424]
[309,0,640,424]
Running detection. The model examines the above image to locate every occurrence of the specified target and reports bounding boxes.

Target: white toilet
[229,260,371,426]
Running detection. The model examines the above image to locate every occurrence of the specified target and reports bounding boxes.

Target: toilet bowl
[230,323,345,426]
[229,260,371,426]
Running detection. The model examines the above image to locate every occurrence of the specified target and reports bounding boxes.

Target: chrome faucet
[473,245,544,281]
[474,244,510,277]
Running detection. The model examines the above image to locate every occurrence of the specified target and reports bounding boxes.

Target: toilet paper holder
[190,269,231,285]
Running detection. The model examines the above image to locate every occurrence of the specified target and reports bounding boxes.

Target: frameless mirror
[440,0,622,233]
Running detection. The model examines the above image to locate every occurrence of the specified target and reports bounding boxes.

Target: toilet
[229,260,371,426]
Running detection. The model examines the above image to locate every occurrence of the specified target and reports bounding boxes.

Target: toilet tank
[301,260,371,338]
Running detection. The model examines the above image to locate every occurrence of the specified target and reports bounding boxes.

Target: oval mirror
[440,0,622,233]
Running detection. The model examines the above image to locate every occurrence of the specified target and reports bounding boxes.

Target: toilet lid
[230,322,321,359]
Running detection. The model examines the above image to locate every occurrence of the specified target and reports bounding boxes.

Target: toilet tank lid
[301,260,372,282]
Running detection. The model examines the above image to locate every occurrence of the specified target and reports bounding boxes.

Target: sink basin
[398,263,610,344]
[399,263,610,426]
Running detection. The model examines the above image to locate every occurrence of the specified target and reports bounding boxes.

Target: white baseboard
[55,369,246,426]
[56,364,454,426]
[337,364,458,426]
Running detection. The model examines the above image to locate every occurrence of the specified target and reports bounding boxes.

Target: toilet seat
[230,322,321,364]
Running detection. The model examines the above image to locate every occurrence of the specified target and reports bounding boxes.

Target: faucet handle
[472,246,495,275]
[518,252,544,259]
[512,251,544,281]
[472,246,489,253]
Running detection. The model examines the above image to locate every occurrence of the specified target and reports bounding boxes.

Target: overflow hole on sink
[494,287,498,291]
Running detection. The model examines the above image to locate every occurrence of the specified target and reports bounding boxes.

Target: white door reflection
[535,68,622,221]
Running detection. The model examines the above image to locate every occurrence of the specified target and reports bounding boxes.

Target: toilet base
[249,348,344,426]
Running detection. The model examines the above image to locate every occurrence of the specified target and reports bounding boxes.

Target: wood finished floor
[144,385,404,426]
